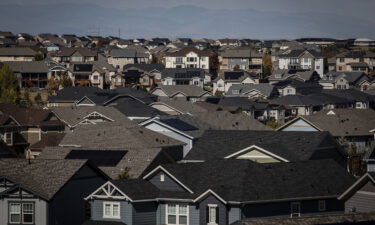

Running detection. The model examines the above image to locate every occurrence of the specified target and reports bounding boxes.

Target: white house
[164,47,211,70]
[213,71,258,94]
[278,49,324,77]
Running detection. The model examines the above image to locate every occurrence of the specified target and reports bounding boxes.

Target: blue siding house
[84,159,354,225]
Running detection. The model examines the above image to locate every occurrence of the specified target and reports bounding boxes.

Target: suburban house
[84,159,354,225]
[123,63,165,83]
[336,51,375,73]
[0,159,109,225]
[161,68,211,87]
[277,109,375,153]
[273,79,322,96]
[39,119,183,179]
[215,38,241,46]
[0,103,65,156]
[112,100,166,121]
[359,78,375,91]
[164,47,211,70]
[67,61,116,89]
[219,48,263,74]
[319,72,370,90]
[213,71,258,94]
[150,85,212,102]
[268,69,321,84]
[50,47,98,64]
[226,84,279,99]
[5,61,67,89]
[218,97,286,123]
[278,49,324,77]
[184,130,345,166]
[0,47,36,62]
[107,49,150,71]
[149,99,208,116]
[47,86,156,107]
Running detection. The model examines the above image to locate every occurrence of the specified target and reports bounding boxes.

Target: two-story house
[5,61,67,89]
[220,48,263,74]
[107,49,150,71]
[151,85,212,102]
[164,47,211,70]
[319,72,370,90]
[268,69,321,84]
[335,51,375,74]
[50,47,98,64]
[161,68,211,87]
[84,159,354,225]
[278,49,324,77]
[213,71,259,94]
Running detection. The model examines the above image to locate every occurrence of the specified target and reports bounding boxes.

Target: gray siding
[91,200,133,225]
[148,171,186,192]
[132,202,158,225]
[242,199,344,219]
[345,182,375,213]
[0,197,48,225]
[228,207,241,224]
[48,164,108,225]
[156,202,166,225]
[199,194,227,225]
[189,204,200,225]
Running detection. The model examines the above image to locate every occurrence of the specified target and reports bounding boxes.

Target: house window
[176,57,183,63]
[167,204,188,225]
[232,90,240,95]
[160,174,165,182]
[103,202,120,219]
[338,66,343,71]
[4,132,13,145]
[291,202,301,217]
[318,200,326,211]
[93,75,98,80]
[316,66,320,70]
[9,202,34,224]
[202,65,206,69]
[207,204,218,225]
[339,58,344,63]
[116,77,122,83]
[194,81,199,86]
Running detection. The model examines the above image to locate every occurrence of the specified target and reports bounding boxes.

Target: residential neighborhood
[1,3,375,225]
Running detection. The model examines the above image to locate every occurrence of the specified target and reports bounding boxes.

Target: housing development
[0,31,374,225]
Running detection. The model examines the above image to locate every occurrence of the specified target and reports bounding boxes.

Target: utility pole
[118,28,121,39]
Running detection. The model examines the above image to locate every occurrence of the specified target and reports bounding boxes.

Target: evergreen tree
[0,64,20,104]
[60,72,73,88]
[34,93,43,106]
[20,89,32,108]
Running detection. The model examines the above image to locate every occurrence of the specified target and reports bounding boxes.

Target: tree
[47,77,59,95]
[60,72,73,88]
[34,54,44,61]
[266,118,281,129]
[0,64,20,104]
[233,64,240,71]
[20,89,32,108]
[34,93,42,106]
[262,55,273,78]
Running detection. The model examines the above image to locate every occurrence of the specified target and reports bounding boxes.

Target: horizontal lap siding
[132,202,157,225]
[346,192,375,213]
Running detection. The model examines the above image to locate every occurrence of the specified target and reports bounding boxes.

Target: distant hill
[0,3,374,39]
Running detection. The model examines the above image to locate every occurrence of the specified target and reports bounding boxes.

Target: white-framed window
[290,202,301,217]
[318,200,326,211]
[160,174,165,182]
[9,202,34,224]
[103,202,120,219]
[166,204,188,225]
[232,90,240,95]
[116,77,122,83]
[207,204,218,225]
[93,75,98,80]
[4,132,13,145]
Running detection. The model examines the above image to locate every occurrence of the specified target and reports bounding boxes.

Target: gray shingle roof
[226,84,276,97]
[278,49,323,58]
[300,109,375,137]
[233,212,375,225]
[123,63,165,72]
[4,61,49,73]
[321,72,368,84]
[110,49,149,58]
[0,159,89,200]
[52,106,129,127]
[154,85,209,97]
[185,130,343,162]
[220,48,262,58]
[0,47,36,56]
[161,68,206,79]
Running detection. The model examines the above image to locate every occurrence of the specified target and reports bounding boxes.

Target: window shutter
[216,207,219,223]
[206,206,209,223]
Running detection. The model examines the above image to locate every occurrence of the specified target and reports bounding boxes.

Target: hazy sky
[0,0,374,38]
